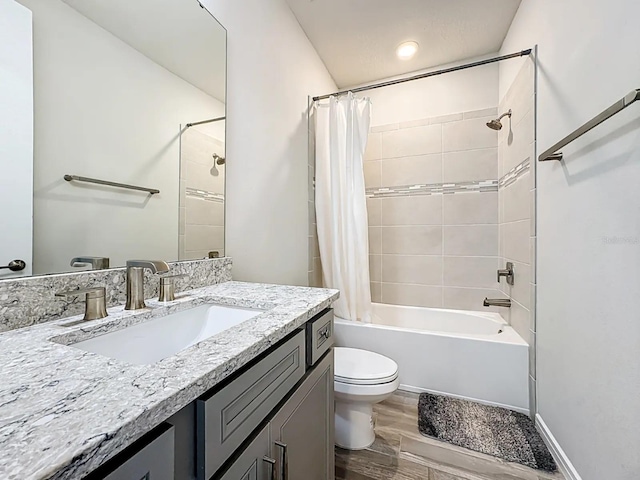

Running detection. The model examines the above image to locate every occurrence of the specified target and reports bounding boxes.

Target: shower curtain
[315,93,372,323]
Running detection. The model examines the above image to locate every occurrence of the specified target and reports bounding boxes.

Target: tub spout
[483,298,511,308]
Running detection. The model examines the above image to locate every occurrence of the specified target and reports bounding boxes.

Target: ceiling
[286,0,521,88]
[62,0,226,102]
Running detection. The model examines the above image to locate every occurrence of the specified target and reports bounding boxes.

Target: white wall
[201,0,337,286]
[501,1,640,478]
[21,0,224,274]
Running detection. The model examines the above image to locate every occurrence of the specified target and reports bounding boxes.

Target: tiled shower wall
[308,102,322,287]
[179,127,225,260]
[364,108,508,311]
[497,58,536,411]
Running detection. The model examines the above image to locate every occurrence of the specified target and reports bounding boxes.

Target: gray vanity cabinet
[90,424,175,480]
[217,349,335,480]
[217,425,273,480]
[198,331,307,480]
[270,349,334,480]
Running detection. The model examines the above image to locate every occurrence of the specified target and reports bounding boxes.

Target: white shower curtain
[315,93,372,323]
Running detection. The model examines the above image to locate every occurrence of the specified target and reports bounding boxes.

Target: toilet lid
[334,347,399,385]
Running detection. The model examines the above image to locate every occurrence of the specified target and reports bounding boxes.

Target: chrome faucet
[125,260,170,310]
[70,256,110,270]
[497,262,514,285]
[56,287,108,321]
[483,298,511,308]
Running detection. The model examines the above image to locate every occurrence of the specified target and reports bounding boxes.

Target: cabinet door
[101,424,175,480]
[270,350,334,480]
[198,331,306,480]
[218,425,274,480]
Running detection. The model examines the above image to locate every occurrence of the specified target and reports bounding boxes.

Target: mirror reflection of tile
[180,127,226,261]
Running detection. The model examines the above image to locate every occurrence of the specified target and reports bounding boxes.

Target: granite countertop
[0,281,339,480]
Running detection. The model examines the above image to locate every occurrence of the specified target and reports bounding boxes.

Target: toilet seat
[334,347,399,385]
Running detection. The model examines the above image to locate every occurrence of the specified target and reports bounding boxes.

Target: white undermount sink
[70,304,263,365]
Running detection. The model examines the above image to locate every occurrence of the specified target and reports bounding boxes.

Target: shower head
[213,153,226,165]
[486,109,512,130]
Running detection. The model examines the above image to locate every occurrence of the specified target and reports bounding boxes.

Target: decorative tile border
[0,257,232,332]
[366,179,498,198]
[499,158,531,188]
[186,187,225,203]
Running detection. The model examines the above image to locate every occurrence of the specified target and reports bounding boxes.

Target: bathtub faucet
[483,298,511,308]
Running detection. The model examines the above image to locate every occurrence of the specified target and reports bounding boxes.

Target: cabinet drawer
[306,309,334,367]
[197,331,306,480]
[97,424,175,480]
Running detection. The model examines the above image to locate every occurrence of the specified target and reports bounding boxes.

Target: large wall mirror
[0,0,226,279]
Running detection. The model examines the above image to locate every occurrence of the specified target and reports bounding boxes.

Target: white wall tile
[442,116,498,152]
[380,195,443,226]
[530,188,536,236]
[530,283,537,332]
[399,118,430,129]
[381,154,442,186]
[443,225,499,256]
[308,200,316,226]
[530,236,537,283]
[443,192,498,225]
[382,124,442,158]
[501,109,534,176]
[369,227,382,254]
[463,107,498,120]
[185,197,224,226]
[364,132,382,161]
[381,226,442,255]
[381,283,442,308]
[443,148,498,183]
[369,254,382,282]
[502,173,530,223]
[309,257,323,288]
[381,255,442,285]
[502,219,530,263]
[179,206,186,235]
[529,339,536,383]
[443,256,500,288]
[185,160,225,193]
[370,282,381,302]
[367,197,381,226]
[503,298,531,344]
[184,225,224,252]
[371,123,398,133]
[363,160,381,188]
[428,112,463,124]
[502,261,530,308]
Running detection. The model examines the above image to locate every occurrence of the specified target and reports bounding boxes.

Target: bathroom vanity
[0,280,338,480]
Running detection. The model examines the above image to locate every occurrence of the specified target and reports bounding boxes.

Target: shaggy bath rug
[418,393,557,472]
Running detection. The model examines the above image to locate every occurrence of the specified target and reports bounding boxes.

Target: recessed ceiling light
[396,41,419,60]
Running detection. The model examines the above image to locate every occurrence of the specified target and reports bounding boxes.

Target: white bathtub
[334,303,530,414]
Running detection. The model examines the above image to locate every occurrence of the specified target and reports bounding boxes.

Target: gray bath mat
[418,393,557,472]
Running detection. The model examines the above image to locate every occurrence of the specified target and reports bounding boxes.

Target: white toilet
[334,347,399,450]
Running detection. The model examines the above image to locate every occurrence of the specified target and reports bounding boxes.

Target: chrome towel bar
[64,174,159,194]
[539,89,640,162]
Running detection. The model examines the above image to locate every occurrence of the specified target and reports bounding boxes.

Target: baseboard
[535,414,582,480]
[399,384,530,416]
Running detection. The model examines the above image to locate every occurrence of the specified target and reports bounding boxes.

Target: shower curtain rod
[185,116,226,128]
[312,49,532,102]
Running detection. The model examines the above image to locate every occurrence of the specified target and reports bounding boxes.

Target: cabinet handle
[263,456,276,480]
[275,441,288,480]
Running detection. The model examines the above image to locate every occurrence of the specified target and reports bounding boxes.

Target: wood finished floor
[335,392,566,480]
